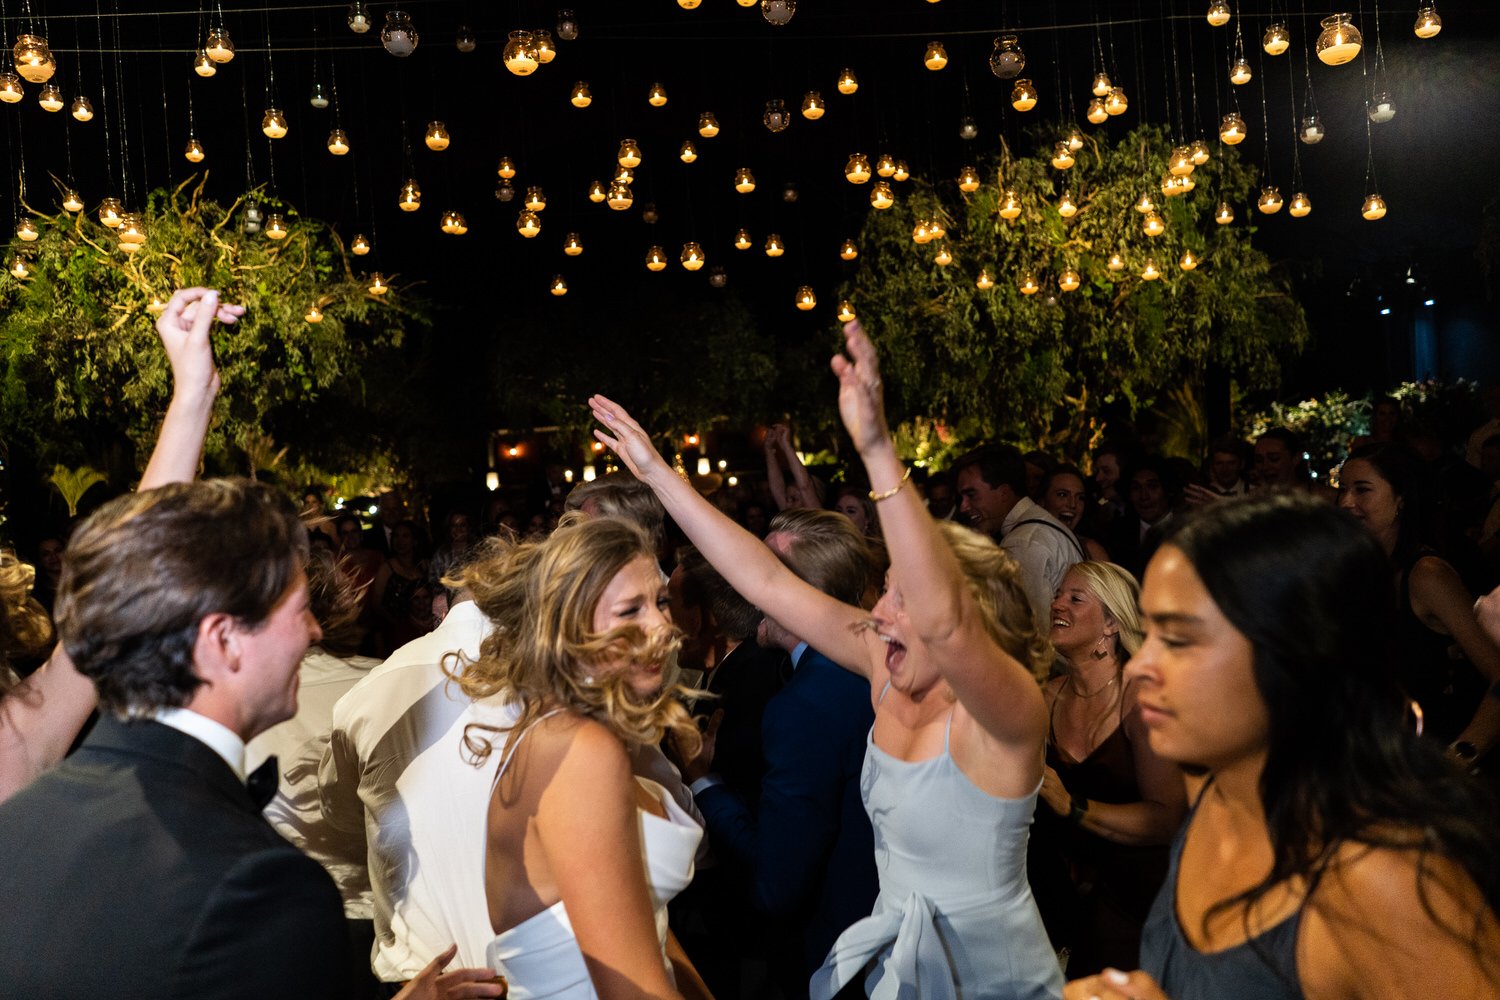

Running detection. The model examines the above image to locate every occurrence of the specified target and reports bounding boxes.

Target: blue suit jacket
[695,647,878,980]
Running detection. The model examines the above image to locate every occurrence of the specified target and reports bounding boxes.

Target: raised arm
[776,427,820,509]
[1410,556,1500,757]
[590,397,871,674]
[763,425,791,511]
[832,322,1045,748]
[140,287,244,490]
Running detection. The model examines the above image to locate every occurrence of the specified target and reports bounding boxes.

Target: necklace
[1067,672,1120,699]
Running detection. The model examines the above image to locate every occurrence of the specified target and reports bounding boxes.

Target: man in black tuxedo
[0,480,352,999]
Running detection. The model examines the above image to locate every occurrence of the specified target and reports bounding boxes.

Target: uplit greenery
[844,124,1310,461]
[0,176,415,482]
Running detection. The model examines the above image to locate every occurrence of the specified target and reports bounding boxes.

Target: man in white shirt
[953,444,1085,624]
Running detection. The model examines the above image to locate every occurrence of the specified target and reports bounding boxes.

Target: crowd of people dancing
[1,288,1499,1000]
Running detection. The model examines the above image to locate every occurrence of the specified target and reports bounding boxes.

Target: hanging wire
[1299,0,1318,123]
[1257,13,1271,187]
[112,5,136,207]
[1185,0,1201,139]
[95,0,116,199]
[1167,0,1186,142]
[1286,22,1303,194]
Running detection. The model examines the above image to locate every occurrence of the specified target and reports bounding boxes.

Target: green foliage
[0,176,414,477]
[45,463,107,517]
[845,125,1310,462]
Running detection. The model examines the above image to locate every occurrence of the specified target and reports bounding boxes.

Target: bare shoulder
[1300,840,1500,1000]
[1408,553,1462,590]
[535,713,631,783]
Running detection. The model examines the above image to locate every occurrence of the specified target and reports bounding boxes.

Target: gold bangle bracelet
[868,466,911,502]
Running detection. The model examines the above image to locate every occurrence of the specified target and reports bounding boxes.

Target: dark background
[4,1,1499,478]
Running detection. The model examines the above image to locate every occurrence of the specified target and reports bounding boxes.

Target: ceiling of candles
[0,1,1494,315]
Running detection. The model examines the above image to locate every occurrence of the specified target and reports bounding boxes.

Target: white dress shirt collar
[154,707,248,782]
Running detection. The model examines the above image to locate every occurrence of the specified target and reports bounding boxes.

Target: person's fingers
[843,320,881,376]
[436,968,509,998]
[412,944,459,983]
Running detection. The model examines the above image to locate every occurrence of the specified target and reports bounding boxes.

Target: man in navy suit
[685,509,879,999]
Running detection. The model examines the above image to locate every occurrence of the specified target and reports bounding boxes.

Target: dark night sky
[5,2,1499,397]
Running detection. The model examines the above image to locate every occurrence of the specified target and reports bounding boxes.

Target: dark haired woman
[1339,443,1500,757]
[1064,493,1500,1000]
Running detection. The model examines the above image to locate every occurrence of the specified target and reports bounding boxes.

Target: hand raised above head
[830,320,890,456]
[154,287,245,399]
[588,395,673,484]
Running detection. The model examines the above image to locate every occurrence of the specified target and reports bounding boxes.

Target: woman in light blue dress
[592,320,1064,1000]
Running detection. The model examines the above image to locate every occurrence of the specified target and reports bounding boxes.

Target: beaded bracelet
[868,466,912,502]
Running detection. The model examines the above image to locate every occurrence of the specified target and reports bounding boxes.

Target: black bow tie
[247,756,280,811]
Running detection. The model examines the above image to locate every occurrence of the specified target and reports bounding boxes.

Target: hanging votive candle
[1143,210,1165,236]
[1414,5,1442,38]
[802,91,825,120]
[680,242,706,271]
[516,210,541,237]
[8,256,28,280]
[735,229,754,250]
[618,139,642,168]
[763,99,790,132]
[262,108,289,139]
[309,82,330,109]
[874,154,897,178]
[959,116,979,140]
[1086,98,1108,124]
[368,273,388,296]
[1257,186,1284,214]
[1019,271,1040,295]
[957,166,981,192]
[1010,79,1038,112]
[117,213,146,246]
[15,218,39,242]
[535,29,556,62]
[1069,126,1087,152]
[893,161,910,182]
[1058,191,1078,218]
[348,2,372,33]
[1229,57,1252,86]
[698,112,721,137]
[13,34,55,84]
[424,121,450,150]
[735,167,756,193]
[556,8,579,40]
[305,304,323,323]
[37,84,63,112]
[837,300,856,323]
[929,218,947,239]
[1316,14,1362,65]
[503,31,539,75]
[680,140,698,163]
[1361,193,1387,220]
[1057,268,1081,292]
[837,68,859,95]
[1215,201,1235,224]
[184,136,206,162]
[796,286,816,311]
[1169,147,1195,177]
[1091,71,1112,97]
[765,234,785,257]
[607,182,633,210]
[642,202,660,223]
[976,268,995,290]
[1219,111,1247,144]
[1289,192,1312,217]
[351,234,371,255]
[1135,192,1156,214]
[454,24,476,52]
[193,48,216,77]
[649,82,668,107]
[0,72,22,103]
[845,154,872,184]
[265,213,289,239]
[571,82,592,108]
[205,28,235,63]
[516,187,542,212]
[1179,250,1199,271]
[587,180,606,203]
[1140,258,1162,281]
[98,197,123,227]
[380,10,418,55]
[1051,142,1075,170]
[62,190,83,213]
[1263,23,1291,55]
[1299,115,1325,144]
[870,182,895,209]
[1368,93,1396,123]
[762,0,797,22]
[999,190,1022,219]
[327,129,350,155]
[933,242,953,266]
[708,266,728,288]
[1207,2,1231,26]
[645,246,667,271]
[613,162,635,184]
[1190,138,1211,164]
[924,41,949,71]
[398,179,421,211]
[1107,253,1126,271]
[990,35,1026,79]
[1104,86,1128,116]
[839,238,858,260]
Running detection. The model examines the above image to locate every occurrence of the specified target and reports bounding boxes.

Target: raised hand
[154,287,245,401]
[588,395,673,485]
[830,320,890,456]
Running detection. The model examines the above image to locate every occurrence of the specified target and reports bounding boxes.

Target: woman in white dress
[452,516,711,1000]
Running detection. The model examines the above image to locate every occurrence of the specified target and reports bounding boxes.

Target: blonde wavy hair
[933,520,1053,682]
[0,551,55,696]
[448,514,702,764]
[1065,561,1144,660]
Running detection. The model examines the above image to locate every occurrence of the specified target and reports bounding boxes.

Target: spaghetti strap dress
[810,706,1064,1000]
